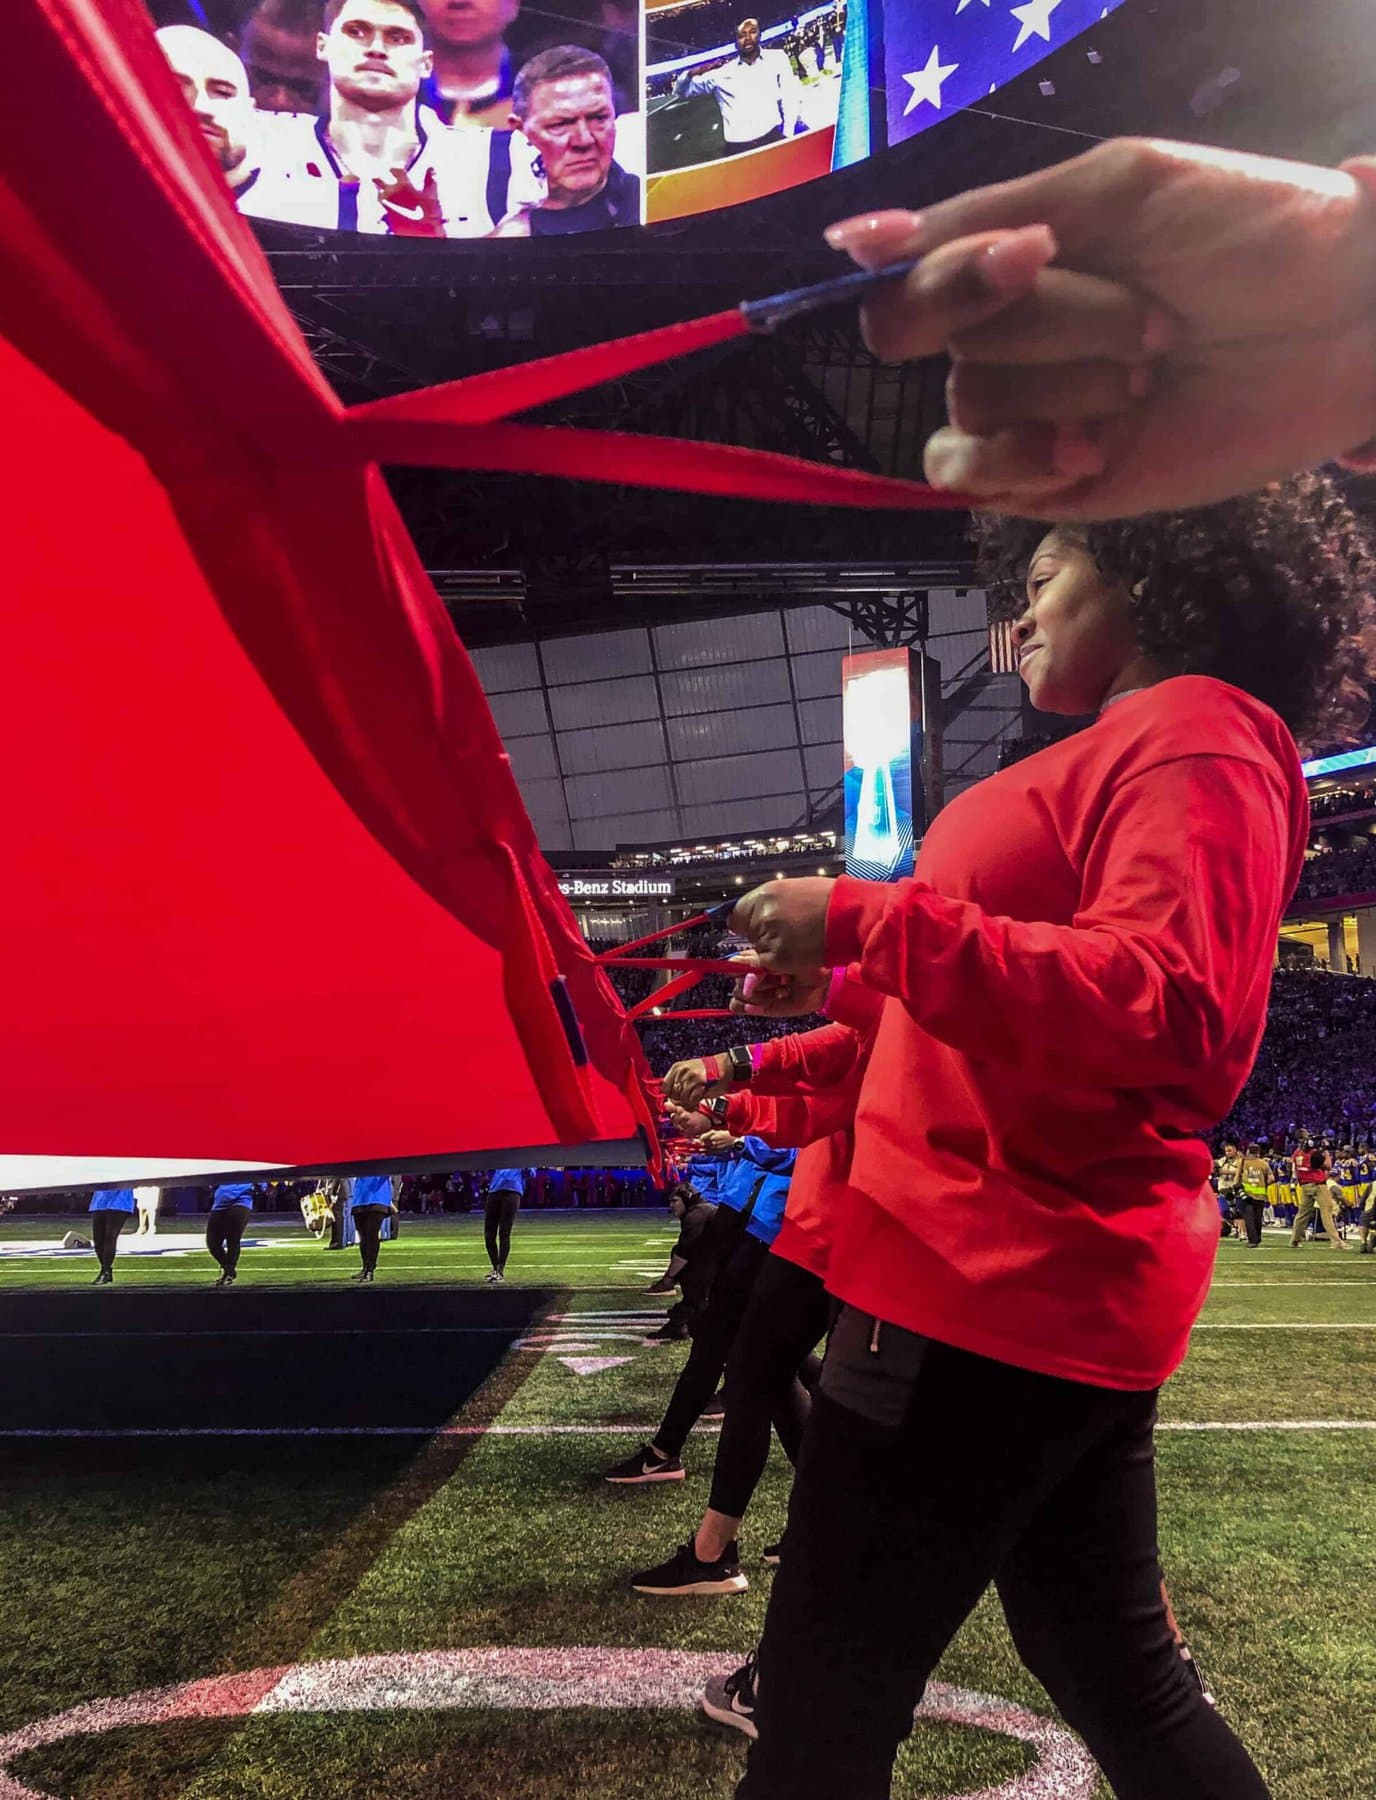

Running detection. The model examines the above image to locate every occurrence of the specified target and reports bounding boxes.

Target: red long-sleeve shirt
[721,977,882,1276]
[823,676,1308,1390]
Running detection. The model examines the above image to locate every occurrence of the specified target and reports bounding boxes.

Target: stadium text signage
[558,877,675,898]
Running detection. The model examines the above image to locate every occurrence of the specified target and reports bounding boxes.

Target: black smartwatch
[726,1044,754,1085]
[704,1095,731,1125]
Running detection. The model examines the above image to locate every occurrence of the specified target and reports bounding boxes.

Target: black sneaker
[645,1320,690,1342]
[761,1541,782,1567]
[631,1540,748,1597]
[700,1650,759,1739]
[604,1445,685,1485]
[700,1392,726,1419]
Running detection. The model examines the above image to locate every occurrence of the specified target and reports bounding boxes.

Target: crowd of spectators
[1215,966,1376,1148]
[1308,781,1376,821]
[1291,840,1376,902]
[609,831,838,871]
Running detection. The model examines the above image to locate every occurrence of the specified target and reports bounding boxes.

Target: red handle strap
[347,292,974,512]
[596,906,732,961]
[605,956,744,975]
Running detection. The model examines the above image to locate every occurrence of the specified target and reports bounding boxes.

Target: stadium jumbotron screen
[144,0,1122,236]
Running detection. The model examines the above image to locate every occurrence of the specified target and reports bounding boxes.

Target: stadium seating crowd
[1291,841,1376,901]
[1215,967,1376,1147]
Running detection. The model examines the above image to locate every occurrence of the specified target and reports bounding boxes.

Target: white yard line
[2,1420,1371,1440]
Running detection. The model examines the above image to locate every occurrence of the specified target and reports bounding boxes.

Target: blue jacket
[684,1155,723,1203]
[716,1137,795,1248]
[487,1168,525,1195]
[211,1183,255,1210]
[89,1188,135,1213]
[352,1175,393,1208]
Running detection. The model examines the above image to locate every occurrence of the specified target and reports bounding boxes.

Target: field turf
[0,1212,1372,1799]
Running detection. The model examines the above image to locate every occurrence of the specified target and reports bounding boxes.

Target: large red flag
[0,0,653,1186]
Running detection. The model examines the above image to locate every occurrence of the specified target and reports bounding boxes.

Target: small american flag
[988,617,1019,675]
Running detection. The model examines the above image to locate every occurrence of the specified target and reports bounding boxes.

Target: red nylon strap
[347,307,974,512]
[643,1008,733,1020]
[604,956,743,975]
[626,968,702,1019]
[353,416,959,510]
[351,310,747,427]
[596,908,727,960]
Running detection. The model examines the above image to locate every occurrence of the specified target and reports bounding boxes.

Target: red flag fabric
[0,0,652,1184]
[0,0,965,1187]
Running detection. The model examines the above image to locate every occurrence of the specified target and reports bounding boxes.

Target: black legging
[354,1205,388,1274]
[738,1306,1270,1800]
[709,1251,830,1517]
[206,1204,251,1276]
[655,1228,770,1459]
[90,1211,125,1276]
[484,1191,519,1273]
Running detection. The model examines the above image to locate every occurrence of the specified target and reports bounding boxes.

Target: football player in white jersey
[252,0,507,236]
[155,25,280,220]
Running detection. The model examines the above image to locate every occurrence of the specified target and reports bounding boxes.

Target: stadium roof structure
[253,0,1376,646]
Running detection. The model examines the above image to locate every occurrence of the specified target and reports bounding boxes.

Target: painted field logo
[0,1646,1097,1800]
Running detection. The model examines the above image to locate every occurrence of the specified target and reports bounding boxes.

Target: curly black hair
[972,471,1376,753]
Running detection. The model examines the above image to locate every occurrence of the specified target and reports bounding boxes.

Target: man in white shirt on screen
[673,17,801,157]
[252,0,504,236]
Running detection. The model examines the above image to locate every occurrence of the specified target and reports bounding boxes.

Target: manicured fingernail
[1141,307,1178,356]
[1052,426,1107,479]
[981,224,1058,293]
[1127,362,1154,399]
[824,210,923,265]
[924,431,979,491]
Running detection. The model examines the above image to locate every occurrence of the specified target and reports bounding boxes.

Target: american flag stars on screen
[886,0,1125,141]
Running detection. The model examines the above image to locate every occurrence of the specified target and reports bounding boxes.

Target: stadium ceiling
[259,0,1376,645]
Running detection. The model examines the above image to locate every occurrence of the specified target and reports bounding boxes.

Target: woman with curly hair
[721,472,1376,1800]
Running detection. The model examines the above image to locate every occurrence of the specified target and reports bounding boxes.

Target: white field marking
[0,1424,727,1440]
[1156,1420,1376,1432]
[2,1421,1372,1441]
[516,1331,651,1344]
[0,1649,1096,1800]
[1209,1279,1375,1286]
[557,1356,634,1376]
[546,1309,665,1317]
[0,1328,541,1342]
[1192,1323,1375,1330]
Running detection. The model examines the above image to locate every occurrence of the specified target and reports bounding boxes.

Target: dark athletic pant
[738,1307,1270,1800]
[655,1228,772,1459]
[709,1252,830,1517]
[484,1191,519,1272]
[206,1204,251,1276]
[1240,1194,1265,1246]
[91,1211,125,1275]
[354,1205,388,1274]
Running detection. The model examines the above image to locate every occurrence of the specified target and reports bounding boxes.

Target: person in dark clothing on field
[645,1182,720,1340]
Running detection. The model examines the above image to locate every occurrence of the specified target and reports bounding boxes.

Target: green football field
[0,1212,1372,1799]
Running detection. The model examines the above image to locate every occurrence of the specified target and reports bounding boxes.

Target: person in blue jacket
[87,1187,135,1285]
[207,1182,255,1287]
[604,1134,795,1500]
[351,1174,396,1283]
[484,1168,526,1283]
[685,1152,724,1204]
